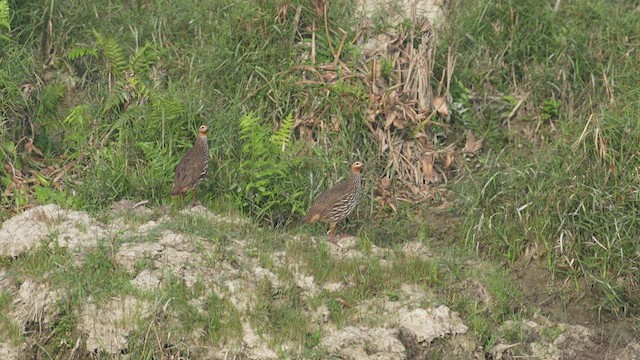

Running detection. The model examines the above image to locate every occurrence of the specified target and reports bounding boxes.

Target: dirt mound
[0,204,105,258]
[0,204,637,358]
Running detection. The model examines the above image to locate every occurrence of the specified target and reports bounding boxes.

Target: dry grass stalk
[295,13,464,207]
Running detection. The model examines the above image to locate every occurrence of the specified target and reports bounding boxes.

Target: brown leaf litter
[292,4,464,209]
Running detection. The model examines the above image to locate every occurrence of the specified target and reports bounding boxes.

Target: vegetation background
[1,0,639,357]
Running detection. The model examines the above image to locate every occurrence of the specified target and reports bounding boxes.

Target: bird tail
[170,184,182,196]
[302,212,319,223]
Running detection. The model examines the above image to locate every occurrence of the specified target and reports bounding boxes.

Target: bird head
[351,161,364,174]
[198,125,208,137]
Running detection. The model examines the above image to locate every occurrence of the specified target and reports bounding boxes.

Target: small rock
[138,220,159,233]
[11,280,60,328]
[240,321,278,360]
[398,306,468,345]
[131,269,161,290]
[79,296,150,355]
[313,305,331,326]
[0,341,20,359]
[180,205,248,225]
[321,326,406,360]
[322,282,346,292]
[115,242,164,273]
[0,271,17,293]
[616,341,640,360]
[327,236,389,260]
[110,199,152,216]
[294,273,318,297]
[493,318,603,360]
[253,267,279,286]
[401,241,432,259]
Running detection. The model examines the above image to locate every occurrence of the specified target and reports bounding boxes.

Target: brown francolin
[171,125,209,206]
[303,161,364,243]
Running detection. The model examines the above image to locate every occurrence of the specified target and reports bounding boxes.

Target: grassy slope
[448,0,640,316]
[1,0,639,355]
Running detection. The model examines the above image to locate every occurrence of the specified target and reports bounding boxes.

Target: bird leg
[329,223,337,244]
[191,189,197,206]
[334,223,344,237]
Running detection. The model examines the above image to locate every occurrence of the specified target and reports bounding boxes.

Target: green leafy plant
[0,0,10,42]
[541,97,561,121]
[234,112,305,226]
[62,33,188,208]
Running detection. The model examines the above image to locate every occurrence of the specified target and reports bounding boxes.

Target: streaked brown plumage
[303,161,364,243]
[171,125,209,206]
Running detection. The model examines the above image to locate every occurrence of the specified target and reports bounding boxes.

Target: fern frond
[129,42,158,75]
[271,113,295,152]
[62,105,89,146]
[127,76,149,102]
[239,113,270,158]
[0,0,10,32]
[68,46,98,61]
[236,113,305,225]
[137,141,162,160]
[102,82,130,114]
[63,105,88,126]
[94,30,128,77]
[152,98,184,121]
[37,83,66,119]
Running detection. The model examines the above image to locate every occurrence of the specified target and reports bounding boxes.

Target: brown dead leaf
[274,4,289,24]
[25,138,43,157]
[420,154,438,183]
[432,95,449,116]
[384,110,397,129]
[374,177,397,214]
[21,83,36,99]
[366,107,378,122]
[370,60,381,79]
[311,0,326,18]
[299,126,315,144]
[443,148,455,171]
[387,90,399,107]
[392,116,404,129]
[462,131,484,157]
[378,176,391,191]
[376,178,390,192]
[336,297,352,308]
[331,116,341,131]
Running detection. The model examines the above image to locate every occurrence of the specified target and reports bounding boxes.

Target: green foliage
[36,82,66,123]
[62,104,89,149]
[34,187,81,209]
[234,112,305,225]
[93,31,129,77]
[201,292,243,344]
[0,0,10,36]
[62,33,188,208]
[251,279,310,345]
[0,292,22,345]
[450,0,640,316]
[67,46,97,61]
[541,97,561,121]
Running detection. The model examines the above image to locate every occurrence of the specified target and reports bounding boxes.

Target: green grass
[2,0,640,356]
[124,274,243,358]
[0,290,23,346]
[251,278,311,346]
[1,241,137,354]
[2,0,371,222]
[446,0,640,316]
